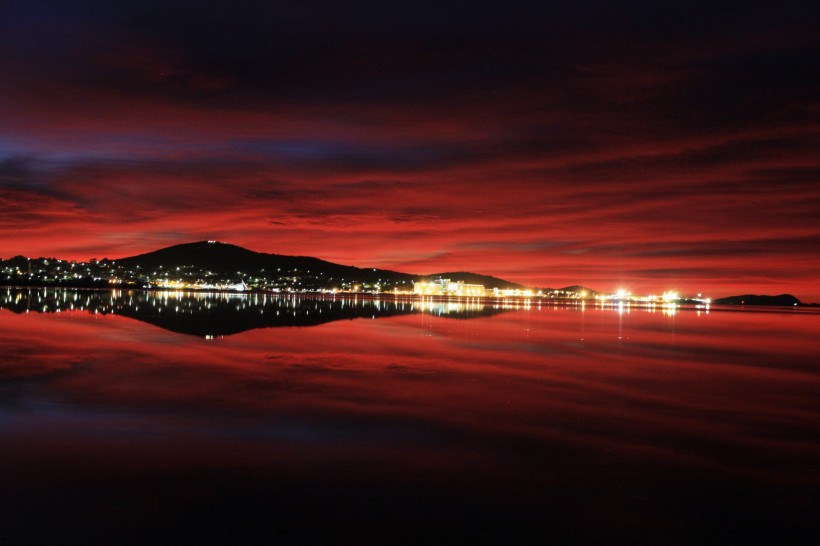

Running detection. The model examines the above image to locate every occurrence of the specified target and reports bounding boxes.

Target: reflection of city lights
[662,305,677,317]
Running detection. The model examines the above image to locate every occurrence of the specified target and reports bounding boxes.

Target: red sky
[1,1,819,300]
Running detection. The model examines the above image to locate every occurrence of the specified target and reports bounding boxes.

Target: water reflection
[0,289,819,544]
[0,288,519,336]
[2,288,809,337]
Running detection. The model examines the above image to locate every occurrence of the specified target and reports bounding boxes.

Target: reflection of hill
[0,289,513,337]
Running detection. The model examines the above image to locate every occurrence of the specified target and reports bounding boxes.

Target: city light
[662,291,679,303]
[1,254,712,305]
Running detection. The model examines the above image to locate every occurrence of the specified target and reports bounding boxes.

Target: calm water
[1,289,819,545]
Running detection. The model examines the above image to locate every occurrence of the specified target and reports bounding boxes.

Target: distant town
[0,241,723,309]
[409,278,706,306]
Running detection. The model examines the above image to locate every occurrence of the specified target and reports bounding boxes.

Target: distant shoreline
[2,284,816,309]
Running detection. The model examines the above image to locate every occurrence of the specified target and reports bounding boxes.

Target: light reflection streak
[0,288,757,334]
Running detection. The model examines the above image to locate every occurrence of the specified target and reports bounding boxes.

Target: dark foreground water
[1,289,819,545]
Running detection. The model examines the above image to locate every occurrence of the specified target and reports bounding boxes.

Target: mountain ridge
[113,241,524,289]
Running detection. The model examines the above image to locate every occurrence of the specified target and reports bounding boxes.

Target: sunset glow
[2,1,818,299]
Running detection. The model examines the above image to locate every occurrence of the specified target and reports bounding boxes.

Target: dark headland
[712,294,803,306]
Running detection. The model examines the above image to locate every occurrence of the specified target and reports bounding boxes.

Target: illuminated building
[492,287,534,298]
[414,279,446,295]
[414,279,486,297]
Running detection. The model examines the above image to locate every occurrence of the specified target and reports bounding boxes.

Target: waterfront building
[414,279,486,297]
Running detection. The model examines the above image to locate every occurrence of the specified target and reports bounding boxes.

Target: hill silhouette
[420,271,525,290]
[110,241,525,289]
[116,241,415,284]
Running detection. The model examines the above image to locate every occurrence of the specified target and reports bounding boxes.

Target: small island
[712,294,802,306]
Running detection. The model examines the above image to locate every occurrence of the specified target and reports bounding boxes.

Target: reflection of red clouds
[3,307,819,479]
[2,305,819,545]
